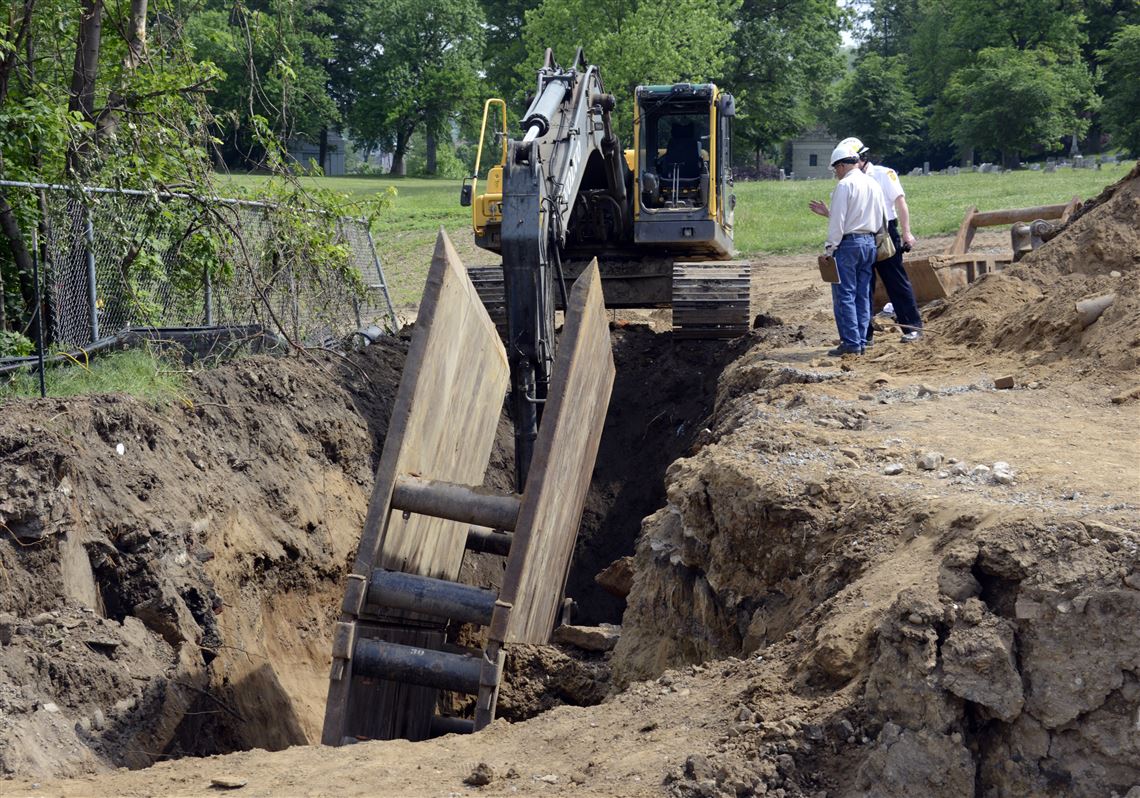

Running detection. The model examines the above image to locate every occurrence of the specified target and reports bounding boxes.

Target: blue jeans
[831,234,875,349]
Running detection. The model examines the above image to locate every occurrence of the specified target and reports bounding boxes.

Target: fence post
[365,227,397,326]
[204,264,213,325]
[84,206,99,341]
[32,227,46,398]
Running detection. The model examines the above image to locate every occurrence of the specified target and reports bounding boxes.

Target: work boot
[900,330,923,343]
[827,344,863,357]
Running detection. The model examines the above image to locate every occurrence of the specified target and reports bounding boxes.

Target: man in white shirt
[811,139,924,344]
[819,139,885,355]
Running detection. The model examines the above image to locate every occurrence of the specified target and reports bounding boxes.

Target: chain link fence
[1,180,396,352]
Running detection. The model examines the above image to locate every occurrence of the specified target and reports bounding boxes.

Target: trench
[152,324,738,760]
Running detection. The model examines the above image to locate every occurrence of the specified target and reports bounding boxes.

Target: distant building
[786,127,835,180]
[286,129,346,176]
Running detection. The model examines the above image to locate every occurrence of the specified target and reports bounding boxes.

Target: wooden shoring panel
[365,229,509,582]
[491,261,615,645]
[322,228,509,745]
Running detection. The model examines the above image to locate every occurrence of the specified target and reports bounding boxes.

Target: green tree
[825,54,924,162]
[521,0,739,141]
[1099,25,1140,155]
[185,0,339,170]
[0,0,220,337]
[347,0,484,175]
[730,0,845,163]
[858,0,922,59]
[481,0,542,106]
[939,46,1098,167]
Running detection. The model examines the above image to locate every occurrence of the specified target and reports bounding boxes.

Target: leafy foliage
[938,47,1098,165]
[1099,25,1140,155]
[825,54,924,163]
[729,0,846,159]
[521,0,738,142]
[347,0,485,175]
[0,330,33,358]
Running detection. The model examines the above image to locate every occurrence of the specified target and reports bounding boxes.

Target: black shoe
[827,344,863,357]
[900,330,923,343]
[865,337,874,348]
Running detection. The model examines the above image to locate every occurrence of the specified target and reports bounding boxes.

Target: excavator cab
[464,59,747,347]
[634,83,735,257]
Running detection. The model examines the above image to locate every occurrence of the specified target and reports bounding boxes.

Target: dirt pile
[612,331,1140,797]
[927,160,1140,375]
[0,342,410,777]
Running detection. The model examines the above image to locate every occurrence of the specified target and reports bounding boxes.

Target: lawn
[219,162,1134,305]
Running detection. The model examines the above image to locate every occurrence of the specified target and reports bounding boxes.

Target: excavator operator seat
[658,123,701,180]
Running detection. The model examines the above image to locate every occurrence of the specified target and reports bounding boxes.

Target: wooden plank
[372,236,510,581]
[322,229,509,745]
[970,202,1073,227]
[491,261,615,645]
[948,206,977,255]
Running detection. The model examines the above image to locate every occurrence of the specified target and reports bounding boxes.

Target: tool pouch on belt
[875,214,896,262]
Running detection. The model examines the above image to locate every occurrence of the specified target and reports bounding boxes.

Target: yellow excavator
[461,48,747,489]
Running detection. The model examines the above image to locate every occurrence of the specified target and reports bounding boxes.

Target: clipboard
[817,254,840,283]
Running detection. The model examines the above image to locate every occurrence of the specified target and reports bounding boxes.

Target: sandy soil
[2,166,1138,797]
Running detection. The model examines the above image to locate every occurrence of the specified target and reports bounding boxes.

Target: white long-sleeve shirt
[825,168,887,254]
[866,163,904,221]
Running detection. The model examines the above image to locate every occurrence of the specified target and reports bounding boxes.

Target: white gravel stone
[971,465,991,477]
[883,463,904,476]
[992,461,1016,485]
[917,451,943,470]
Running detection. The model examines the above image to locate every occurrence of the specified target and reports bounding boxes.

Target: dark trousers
[868,219,923,339]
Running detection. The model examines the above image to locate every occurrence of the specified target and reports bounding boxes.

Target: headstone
[909,167,922,176]
[1030,163,1040,171]
[779,168,786,181]
[1044,163,1056,173]
[923,161,930,175]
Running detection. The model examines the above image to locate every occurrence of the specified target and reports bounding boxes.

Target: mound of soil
[927,160,1140,375]
[0,342,411,777]
[612,333,1140,797]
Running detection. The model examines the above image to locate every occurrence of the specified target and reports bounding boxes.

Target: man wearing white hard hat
[810,138,924,343]
[817,138,885,356]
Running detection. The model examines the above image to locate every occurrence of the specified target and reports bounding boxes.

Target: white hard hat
[830,139,862,167]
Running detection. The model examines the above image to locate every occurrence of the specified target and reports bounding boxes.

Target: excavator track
[671,262,752,339]
[467,266,508,337]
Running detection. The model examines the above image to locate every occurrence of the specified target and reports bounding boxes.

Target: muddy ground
[1,164,1139,797]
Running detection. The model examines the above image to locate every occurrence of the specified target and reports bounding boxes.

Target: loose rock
[917,451,943,471]
[464,763,495,787]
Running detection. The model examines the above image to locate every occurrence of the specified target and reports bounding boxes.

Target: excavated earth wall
[1,164,1137,795]
[611,350,1140,796]
[0,343,408,776]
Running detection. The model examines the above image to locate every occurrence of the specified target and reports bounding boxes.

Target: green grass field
[220,162,1134,305]
[0,349,188,401]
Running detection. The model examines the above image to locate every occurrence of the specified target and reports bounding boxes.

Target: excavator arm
[499,48,629,490]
